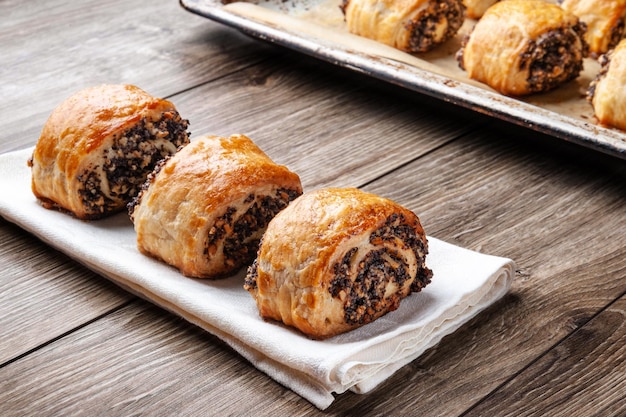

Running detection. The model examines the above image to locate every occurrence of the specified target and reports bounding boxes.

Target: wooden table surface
[1,0,625,415]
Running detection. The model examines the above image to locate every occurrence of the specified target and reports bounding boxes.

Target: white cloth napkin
[0,148,515,409]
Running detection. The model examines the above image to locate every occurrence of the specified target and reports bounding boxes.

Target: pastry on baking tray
[560,0,626,57]
[244,187,433,339]
[463,0,498,19]
[587,39,626,130]
[456,0,588,96]
[129,134,303,279]
[28,84,190,220]
[341,0,466,53]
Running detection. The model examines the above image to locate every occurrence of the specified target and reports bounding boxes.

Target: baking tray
[180,0,626,160]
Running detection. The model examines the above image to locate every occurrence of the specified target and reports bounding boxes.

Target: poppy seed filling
[77,110,189,216]
[329,213,432,325]
[206,188,301,269]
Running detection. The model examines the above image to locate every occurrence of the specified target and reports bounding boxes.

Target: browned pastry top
[131,134,303,278]
[255,188,426,284]
[32,84,176,183]
[343,0,465,53]
[459,0,584,96]
[248,187,429,339]
[561,0,626,55]
[135,134,301,221]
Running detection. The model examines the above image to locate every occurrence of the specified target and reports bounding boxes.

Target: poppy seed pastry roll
[28,84,190,219]
[587,39,626,130]
[560,0,626,57]
[456,0,588,96]
[244,187,433,339]
[129,134,303,279]
[341,0,466,53]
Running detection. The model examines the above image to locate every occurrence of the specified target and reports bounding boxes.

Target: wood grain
[0,218,133,365]
[0,0,277,364]
[0,0,275,151]
[464,296,626,417]
[2,119,623,416]
[2,0,625,414]
[0,46,481,369]
[172,53,488,190]
[333,122,626,415]
[0,301,319,416]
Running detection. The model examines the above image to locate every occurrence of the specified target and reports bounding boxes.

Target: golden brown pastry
[457,0,588,96]
[560,0,626,57]
[463,0,498,20]
[129,134,303,279]
[341,0,466,53]
[28,84,190,219]
[587,39,626,130]
[244,187,433,339]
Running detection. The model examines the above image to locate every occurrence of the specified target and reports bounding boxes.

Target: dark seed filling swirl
[587,50,613,103]
[77,170,111,216]
[207,188,301,270]
[244,258,259,291]
[519,23,588,93]
[127,154,173,220]
[405,0,465,53]
[607,21,625,55]
[78,110,189,218]
[329,213,433,326]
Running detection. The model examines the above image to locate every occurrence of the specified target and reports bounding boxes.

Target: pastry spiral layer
[28,84,190,219]
[587,39,626,131]
[129,134,303,279]
[244,187,433,339]
[457,0,588,96]
[341,0,466,53]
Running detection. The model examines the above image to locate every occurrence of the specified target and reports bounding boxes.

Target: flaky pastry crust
[561,0,626,57]
[342,0,466,53]
[244,187,432,339]
[130,134,303,279]
[588,39,626,131]
[29,84,189,219]
[457,0,587,96]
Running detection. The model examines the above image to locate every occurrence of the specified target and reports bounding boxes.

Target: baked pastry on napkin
[129,134,303,279]
[341,0,466,53]
[244,187,433,339]
[457,0,588,96]
[1,147,516,410]
[28,84,190,219]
